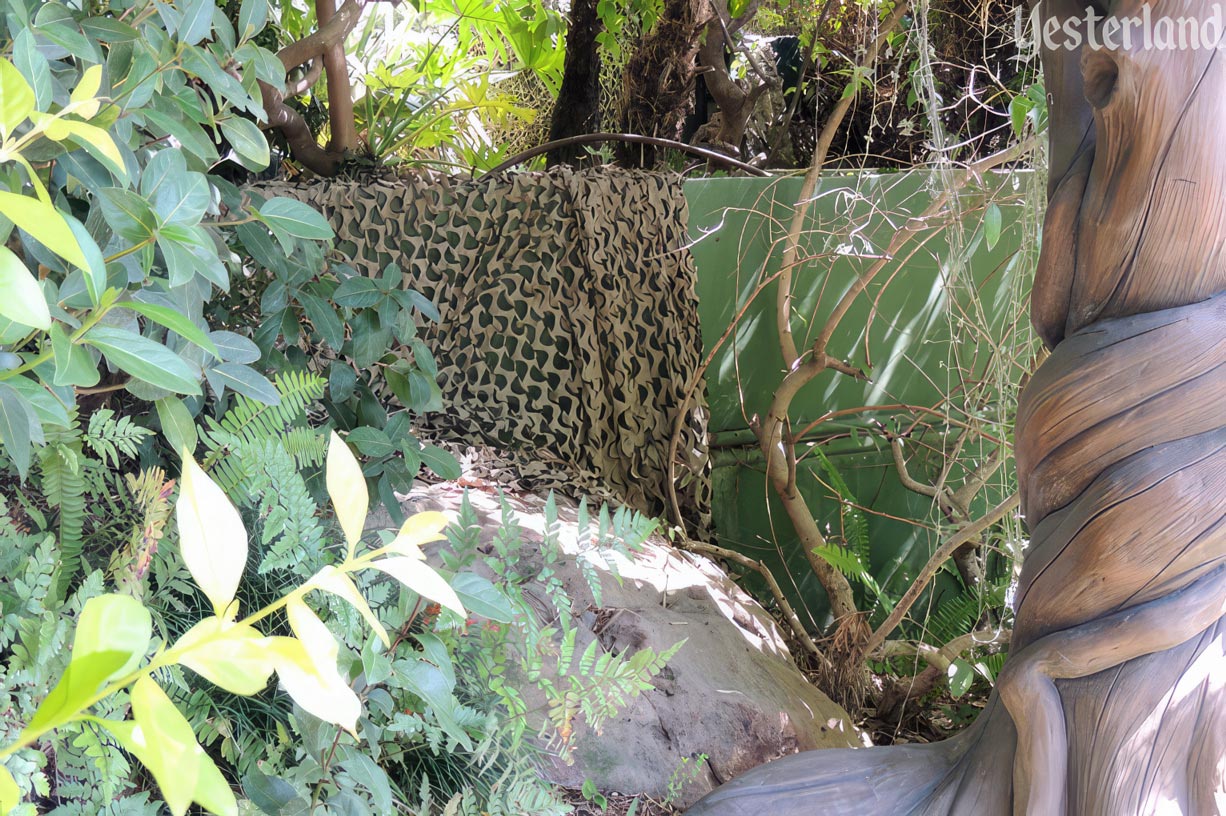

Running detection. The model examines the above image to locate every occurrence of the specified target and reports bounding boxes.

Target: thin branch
[484,133,770,176]
[775,0,912,367]
[862,492,1020,659]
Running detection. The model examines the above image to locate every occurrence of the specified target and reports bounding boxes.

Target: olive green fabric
[259,167,711,531]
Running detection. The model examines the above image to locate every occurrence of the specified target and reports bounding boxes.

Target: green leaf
[83,326,201,395]
[346,426,395,458]
[241,769,300,815]
[72,593,152,680]
[332,276,383,308]
[177,456,248,618]
[97,187,159,243]
[984,203,1002,251]
[219,116,270,170]
[948,658,974,698]
[120,300,220,357]
[210,330,260,363]
[0,381,35,480]
[237,0,269,40]
[0,191,88,271]
[206,362,279,404]
[13,30,52,110]
[420,445,460,480]
[450,573,515,623]
[51,323,101,387]
[0,58,35,135]
[178,0,214,44]
[0,246,49,329]
[156,396,197,454]
[259,198,333,240]
[338,750,392,813]
[66,217,107,305]
[141,149,211,225]
[396,660,471,750]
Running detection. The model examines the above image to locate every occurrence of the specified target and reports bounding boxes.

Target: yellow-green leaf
[269,600,360,733]
[326,430,367,556]
[111,677,239,816]
[367,557,465,618]
[0,191,88,271]
[177,456,247,617]
[69,64,103,118]
[0,58,34,135]
[172,617,275,695]
[387,510,449,558]
[306,566,389,648]
[58,119,125,179]
[0,763,20,814]
[0,246,49,329]
[25,594,151,734]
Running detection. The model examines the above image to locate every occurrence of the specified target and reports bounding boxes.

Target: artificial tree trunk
[687,0,1226,813]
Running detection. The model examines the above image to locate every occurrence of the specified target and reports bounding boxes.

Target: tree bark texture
[686,0,1226,813]
[547,0,603,166]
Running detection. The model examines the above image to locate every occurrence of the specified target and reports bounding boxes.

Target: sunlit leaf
[367,557,465,618]
[327,430,368,555]
[0,191,88,271]
[25,594,151,734]
[386,511,449,558]
[0,58,35,135]
[269,600,361,733]
[172,616,275,695]
[306,566,389,648]
[0,246,49,329]
[177,456,247,617]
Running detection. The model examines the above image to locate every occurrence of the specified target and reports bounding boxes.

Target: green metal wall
[682,171,1034,628]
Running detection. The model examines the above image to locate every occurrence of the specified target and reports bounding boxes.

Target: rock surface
[374,481,866,808]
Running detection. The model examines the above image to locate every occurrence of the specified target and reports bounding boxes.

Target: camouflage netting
[256,166,711,533]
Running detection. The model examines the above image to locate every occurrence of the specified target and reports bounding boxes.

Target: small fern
[199,370,326,499]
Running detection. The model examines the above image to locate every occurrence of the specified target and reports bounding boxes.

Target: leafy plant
[0,0,337,481]
[0,432,466,815]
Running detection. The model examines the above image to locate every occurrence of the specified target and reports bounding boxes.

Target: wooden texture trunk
[687,0,1226,813]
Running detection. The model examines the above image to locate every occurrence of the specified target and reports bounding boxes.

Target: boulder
[375,482,867,808]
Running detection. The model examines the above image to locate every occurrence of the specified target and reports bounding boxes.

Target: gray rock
[376,482,866,809]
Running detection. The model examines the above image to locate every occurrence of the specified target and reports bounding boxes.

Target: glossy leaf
[120,300,220,357]
[177,455,248,617]
[259,197,333,240]
[83,326,201,395]
[50,322,100,388]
